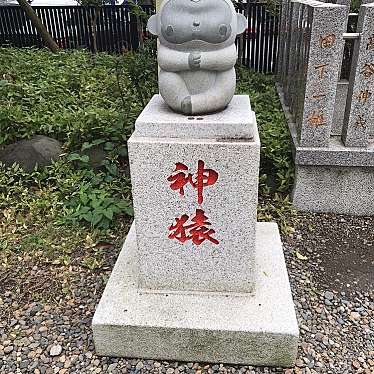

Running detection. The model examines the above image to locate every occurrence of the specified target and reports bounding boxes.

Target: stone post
[128,97,259,294]
[298,3,348,147]
[342,3,374,147]
[282,0,312,103]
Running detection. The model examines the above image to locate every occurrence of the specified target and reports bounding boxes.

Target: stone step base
[292,164,374,216]
[92,222,299,367]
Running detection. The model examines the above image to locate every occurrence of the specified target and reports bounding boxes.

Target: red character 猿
[167,160,218,204]
[168,209,219,245]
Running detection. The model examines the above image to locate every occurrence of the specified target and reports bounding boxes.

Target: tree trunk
[16,0,59,53]
[89,6,101,54]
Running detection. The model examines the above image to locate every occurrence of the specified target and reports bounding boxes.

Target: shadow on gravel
[288,213,374,295]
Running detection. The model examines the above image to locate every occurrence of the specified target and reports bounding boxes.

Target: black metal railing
[236,2,279,74]
[0,5,154,53]
[0,3,278,73]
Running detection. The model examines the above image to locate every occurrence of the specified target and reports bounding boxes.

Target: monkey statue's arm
[200,44,237,71]
[158,45,194,72]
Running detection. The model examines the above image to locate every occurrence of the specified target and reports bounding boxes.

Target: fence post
[276,0,290,82]
[129,9,139,50]
[297,2,348,147]
[342,2,374,147]
[283,1,300,105]
[292,3,310,127]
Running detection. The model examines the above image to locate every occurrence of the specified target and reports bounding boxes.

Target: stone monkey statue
[147,0,247,115]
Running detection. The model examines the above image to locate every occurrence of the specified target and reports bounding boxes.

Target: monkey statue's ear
[236,13,247,35]
[147,14,159,35]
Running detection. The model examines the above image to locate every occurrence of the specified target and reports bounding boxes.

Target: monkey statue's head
[147,0,247,51]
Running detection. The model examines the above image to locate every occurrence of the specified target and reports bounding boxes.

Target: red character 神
[167,160,218,204]
[168,209,219,245]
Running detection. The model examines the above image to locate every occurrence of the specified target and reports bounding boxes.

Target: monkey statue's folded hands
[147,0,247,115]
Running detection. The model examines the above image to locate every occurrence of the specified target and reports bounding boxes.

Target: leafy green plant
[82,251,105,270]
[236,66,294,194]
[350,0,361,12]
[264,0,280,16]
[236,66,296,234]
[0,46,296,260]
[257,194,297,235]
[117,40,158,107]
[0,48,147,148]
[62,184,133,229]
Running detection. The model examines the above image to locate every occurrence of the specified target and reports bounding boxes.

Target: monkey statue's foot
[181,96,192,115]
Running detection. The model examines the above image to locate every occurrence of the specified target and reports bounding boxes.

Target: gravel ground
[0,212,373,374]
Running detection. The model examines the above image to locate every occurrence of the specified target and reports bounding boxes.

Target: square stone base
[92,222,299,367]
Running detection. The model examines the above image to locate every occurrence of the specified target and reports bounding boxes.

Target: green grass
[0,47,295,270]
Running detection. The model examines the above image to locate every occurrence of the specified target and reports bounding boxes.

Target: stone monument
[147,0,247,114]
[276,0,374,216]
[93,0,299,366]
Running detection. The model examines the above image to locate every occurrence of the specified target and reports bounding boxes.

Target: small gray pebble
[324,291,334,300]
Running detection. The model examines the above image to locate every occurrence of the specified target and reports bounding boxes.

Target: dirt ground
[0,211,373,374]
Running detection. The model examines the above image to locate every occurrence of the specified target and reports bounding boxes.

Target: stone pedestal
[277,84,374,215]
[92,95,299,366]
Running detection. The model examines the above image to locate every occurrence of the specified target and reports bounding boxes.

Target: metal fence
[0,5,154,53]
[236,2,279,74]
[0,2,279,73]
[341,13,359,80]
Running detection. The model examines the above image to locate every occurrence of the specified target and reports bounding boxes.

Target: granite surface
[331,80,349,136]
[128,95,261,294]
[134,95,255,140]
[277,82,374,215]
[299,3,348,147]
[283,1,300,106]
[278,0,349,147]
[92,222,299,366]
[292,164,374,215]
[128,133,260,294]
[342,3,374,147]
[277,83,374,167]
[147,0,246,115]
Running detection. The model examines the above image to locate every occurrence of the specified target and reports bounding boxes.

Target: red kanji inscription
[168,209,219,245]
[167,160,218,204]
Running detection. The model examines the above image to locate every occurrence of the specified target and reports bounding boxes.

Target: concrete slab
[92,222,299,367]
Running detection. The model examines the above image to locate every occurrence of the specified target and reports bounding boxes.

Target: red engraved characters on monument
[319,34,336,49]
[307,110,327,127]
[168,209,219,245]
[357,89,372,103]
[361,63,374,79]
[167,160,218,204]
[367,35,374,50]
